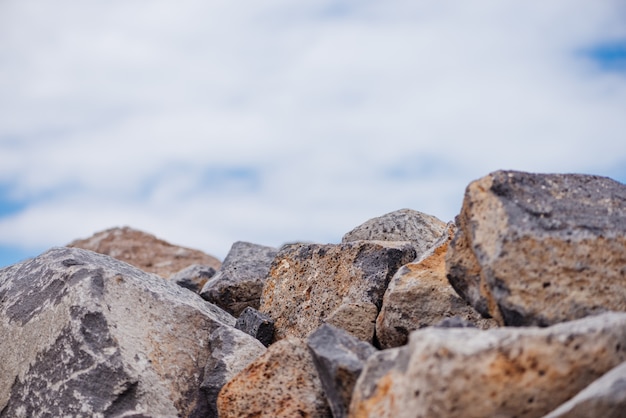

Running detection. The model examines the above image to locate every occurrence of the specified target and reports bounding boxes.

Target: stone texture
[67,226,221,278]
[235,306,275,347]
[342,208,447,259]
[169,264,217,293]
[200,241,278,317]
[201,326,266,417]
[260,241,416,343]
[376,223,497,348]
[217,338,331,418]
[307,324,378,418]
[0,247,260,418]
[349,312,626,418]
[446,170,626,326]
[542,360,626,418]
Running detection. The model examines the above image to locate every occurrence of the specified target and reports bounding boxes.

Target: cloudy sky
[1,0,625,267]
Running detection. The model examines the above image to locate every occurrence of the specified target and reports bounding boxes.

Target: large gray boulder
[0,247,261,418]
[260,241,415,343]
[446,170,626,326]
[200,241,278,317]
[349,312,626,418]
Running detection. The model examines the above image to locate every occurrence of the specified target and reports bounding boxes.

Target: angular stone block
[446,170,626,326]
[349,312,626,418]
[235,306,275,347]
[260,241,416,343]
[169,263,217,293]
[0,247,259,417]
[200,241,278,316]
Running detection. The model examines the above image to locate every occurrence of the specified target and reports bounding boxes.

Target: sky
[1,0,626,268]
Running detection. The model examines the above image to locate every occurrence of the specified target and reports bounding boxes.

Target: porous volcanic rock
[446,170,626,326]
[235,306,275,347]
[260,241,416,343]
[376,223,497,348]
[342,208,447,259]
[217,338,331,418]
[349,312,626,418]
[0,247,258,418]
[67,226,221,278]
[200,241,278,316]
[169,263,217,293]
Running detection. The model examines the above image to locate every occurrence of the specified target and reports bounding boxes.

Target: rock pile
[1,170,625,417]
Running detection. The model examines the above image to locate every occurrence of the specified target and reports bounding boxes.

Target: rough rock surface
[0,247,258,418]
[342,208,447,259]
[200,241,278,316]
[307,324,378,418]
[260,241,416,343]
[376,223,496,348]
[349,312,626,418]
[201,326,266,417]
[67,226,221,278]
[235,306,275,347]
[169,264,217,293]
[542,360,626,418]
[217,338,331,418]
[446,170,626,326]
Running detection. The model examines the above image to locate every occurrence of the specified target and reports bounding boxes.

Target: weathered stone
[0,247,260,418]
[342,208,447,259]
[217,338,331,418]
[433,316,478,328]
[260,241,416,343]
[307,324,378,418]
[446,170,626,326]
[542,360,626,418]
[67,226,221,278]
[349,312,626,418]
[235,306,275,347]
[200,241,278,316]
[169,263,217,293]
[201,326,266,417]
[376,223,496,348]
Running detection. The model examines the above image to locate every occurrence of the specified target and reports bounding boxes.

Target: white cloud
[1,0,626,263]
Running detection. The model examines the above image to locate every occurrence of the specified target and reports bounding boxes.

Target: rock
[217,338,331,418]
[235,306,275,347]
[433,316,478,328]
[376,223,497,348]
[260,241,416,343]
[67,226,221,278]
[542,361,626,418]
[200,241,278,316]
[349,312,626,418]
[0,247,260,417]
[201,326,266,417]
[169,264,217,293]
[446,170,626,326]
[342,208,448,259]
[307,324,378,418]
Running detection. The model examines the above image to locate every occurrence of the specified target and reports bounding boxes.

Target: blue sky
[1,1,626,268]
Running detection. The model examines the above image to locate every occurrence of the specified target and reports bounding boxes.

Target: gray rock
[235,306,275,347]
[200,241,278,317]
[433,316,478,328]
[169,263,217,293]
[307,324,378,418]
[349,312,626,418]
[0,247,260,418]
[217,338,331,418]
[542,361,626,418]
[260,241,416,343]
[446,170,626,326]
[201,326,266,417]
[342,208,448,260]
[376,223,496,348]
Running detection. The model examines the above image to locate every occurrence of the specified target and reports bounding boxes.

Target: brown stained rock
[376,223,497,349]
[342,208,448,259]
[217,338,331,418]
[446,170,626,326]
[259,241,416,343]
[349,312,626,418]
[67,226,221,278]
